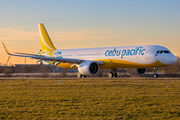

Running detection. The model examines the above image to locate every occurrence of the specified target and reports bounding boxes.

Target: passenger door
[145,47,151,59]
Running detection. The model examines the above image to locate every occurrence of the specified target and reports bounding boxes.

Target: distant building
[14,64,78,73]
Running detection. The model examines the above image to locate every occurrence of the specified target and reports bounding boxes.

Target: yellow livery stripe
[56,59,169,69]
[109,59,168,68]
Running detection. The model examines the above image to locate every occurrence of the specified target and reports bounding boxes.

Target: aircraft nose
[159,54,177,65]
[170,55,177,65]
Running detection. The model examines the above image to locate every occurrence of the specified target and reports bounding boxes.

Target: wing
[2,42,104,65]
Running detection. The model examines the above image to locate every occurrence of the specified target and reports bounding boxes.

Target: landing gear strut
[153,67,158,78]
[77,73,86,78]
[108,69,118,78]
[77,73,82,78]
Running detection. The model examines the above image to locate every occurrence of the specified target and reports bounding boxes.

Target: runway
[0,77,180,80]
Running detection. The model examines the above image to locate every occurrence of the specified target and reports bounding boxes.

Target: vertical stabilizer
[38,23,56,52]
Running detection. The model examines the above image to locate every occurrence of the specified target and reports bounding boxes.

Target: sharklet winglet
[2,42,10,55]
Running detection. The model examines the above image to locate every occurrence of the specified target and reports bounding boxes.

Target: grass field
[0,78,180,119]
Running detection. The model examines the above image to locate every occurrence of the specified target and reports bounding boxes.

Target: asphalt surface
[0,77,180,80]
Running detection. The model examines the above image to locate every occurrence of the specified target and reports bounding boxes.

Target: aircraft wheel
[153,74,158,78]
[82,75,86,78]
[77,73,82,78]
[113,72,117,78]
[108,72,114,78]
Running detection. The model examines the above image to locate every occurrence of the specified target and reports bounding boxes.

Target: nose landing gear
[153,67,158,78]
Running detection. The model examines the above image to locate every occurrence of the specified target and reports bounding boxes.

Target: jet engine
[78,61,99,75]
[126,68,147,75]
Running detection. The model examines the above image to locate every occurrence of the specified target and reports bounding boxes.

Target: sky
[0,0,180,64]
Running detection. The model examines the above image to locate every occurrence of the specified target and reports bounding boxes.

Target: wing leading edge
[2,42,104,65]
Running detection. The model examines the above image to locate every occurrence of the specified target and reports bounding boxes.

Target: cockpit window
[156,50,159,54]
[164,50,170,53]
[156,50,171,54]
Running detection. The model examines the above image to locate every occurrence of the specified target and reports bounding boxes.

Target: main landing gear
[108,69,118,78]
[77,73,86,78]
[153,67,158,78]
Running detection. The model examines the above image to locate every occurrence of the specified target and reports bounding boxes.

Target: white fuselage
[51,45,177,69]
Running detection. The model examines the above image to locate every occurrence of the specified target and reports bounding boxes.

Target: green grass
[0,78,180,119]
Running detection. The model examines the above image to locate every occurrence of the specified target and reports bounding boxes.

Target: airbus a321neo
[2,23,177,78]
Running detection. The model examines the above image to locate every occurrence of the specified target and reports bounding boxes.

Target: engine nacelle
[126,68,147,75]
[78,61,99,75]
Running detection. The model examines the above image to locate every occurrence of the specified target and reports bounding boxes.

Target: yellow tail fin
[38,23,56,52]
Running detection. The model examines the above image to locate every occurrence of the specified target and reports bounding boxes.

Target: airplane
[2,23,177,78]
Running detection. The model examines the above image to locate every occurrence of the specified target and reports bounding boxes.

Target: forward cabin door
[145,47,151,59]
